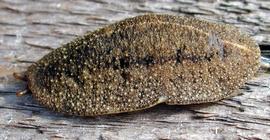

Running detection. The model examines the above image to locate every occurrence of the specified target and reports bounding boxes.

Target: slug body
[26,14,260,116]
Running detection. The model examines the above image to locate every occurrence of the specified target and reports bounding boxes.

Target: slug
[15,14,260,116]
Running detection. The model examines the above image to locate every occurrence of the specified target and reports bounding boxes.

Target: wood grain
[0,0,269,139]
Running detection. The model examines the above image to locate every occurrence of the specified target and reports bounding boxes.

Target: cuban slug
[17,14,260,116]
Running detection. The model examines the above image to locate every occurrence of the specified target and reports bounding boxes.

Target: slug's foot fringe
[13,72,31,96]
[16,89,30,96]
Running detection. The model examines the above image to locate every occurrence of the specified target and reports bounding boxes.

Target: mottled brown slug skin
[26,14,260,116]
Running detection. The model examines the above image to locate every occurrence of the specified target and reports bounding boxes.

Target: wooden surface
[0,0,270,139]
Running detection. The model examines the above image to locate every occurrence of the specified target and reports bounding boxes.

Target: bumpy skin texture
[27,14,260,116]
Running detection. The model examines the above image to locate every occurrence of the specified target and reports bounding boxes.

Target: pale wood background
[0,0,270,139]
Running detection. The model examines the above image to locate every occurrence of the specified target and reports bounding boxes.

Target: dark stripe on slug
[99,51,218,70]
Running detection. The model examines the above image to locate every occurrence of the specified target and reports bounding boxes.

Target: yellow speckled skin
[27,14,260,116]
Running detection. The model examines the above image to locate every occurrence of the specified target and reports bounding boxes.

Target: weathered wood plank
[0,0,270,139]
